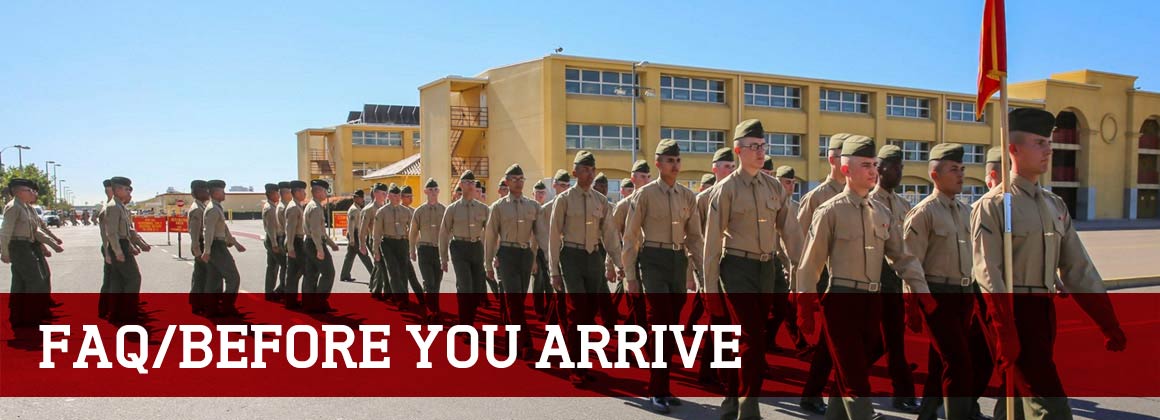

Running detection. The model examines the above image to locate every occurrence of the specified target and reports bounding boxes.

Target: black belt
[417,242,436,248]
[927,275,973,287]
[724,248,773,262]
[453,236,481,243]
[500,241,531,249]
[829,277,880,292]
[643,241,683,251]
[383,235,406,240]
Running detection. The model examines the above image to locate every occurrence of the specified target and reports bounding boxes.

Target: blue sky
[2,0,1156,206]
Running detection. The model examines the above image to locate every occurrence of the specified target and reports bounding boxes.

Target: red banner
[332,212,348,229]
[167,216,188,233]
[131,216,168,233]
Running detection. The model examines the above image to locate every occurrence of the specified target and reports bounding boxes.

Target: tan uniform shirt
[360,201,382,250]
[438,198,489,264]
[534,198,556,254]
[275,201,287,236]
[285,201,305,240]
[187,200,206,256]
[346,203,362,242]
[409,202,445,253]
[703,170,804,293]
[798,176,845,228]
[548,186,622,276]
[483,195,541,272]
[971,174,1104,294]
[797,190,928,293]
[101,198,134,259]
[262,201,280,246]
[202,199,237,251]
[612,194,634,236]
[776,199,801,289]
[94,200,109,249]
[371,203,409,258]
[905,192,971,288]
[621,180,705,286]
[303,199,335,249]
[869,186,913,228]
[0,199,37,259]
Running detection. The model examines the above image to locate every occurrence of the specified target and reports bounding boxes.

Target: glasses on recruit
[738,142,768,152]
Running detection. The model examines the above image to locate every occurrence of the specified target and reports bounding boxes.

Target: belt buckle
[520,243,528,249]
[759,253,770,262]
[960,277,971,287]
[670,243,680,251]
[868,282,880,292]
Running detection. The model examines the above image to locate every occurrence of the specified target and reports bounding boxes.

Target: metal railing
[450,106,488,128]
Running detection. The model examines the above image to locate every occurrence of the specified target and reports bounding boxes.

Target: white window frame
[818,135,831,158]
[792,182,803,202]
[895,183,932,206]
[565,68,638,97]
[947,100,983,122]
[765,133,802,157]
[959,185,987,205]
[962,144,985,164]
[819,89,870,114]
[412,131,421,147]
[661,127,726,154]
[352,131,402,146]
[888,139,931,162]
[886,95,931,119]
[744,82,801,109]
[566,123,638,151]
[661,75,726,104]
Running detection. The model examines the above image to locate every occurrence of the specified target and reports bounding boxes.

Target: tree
[0,164,57,207]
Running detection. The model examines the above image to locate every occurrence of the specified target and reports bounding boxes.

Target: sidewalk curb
[1105,276,1160,290]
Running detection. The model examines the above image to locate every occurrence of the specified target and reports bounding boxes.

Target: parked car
[32,205,63,228]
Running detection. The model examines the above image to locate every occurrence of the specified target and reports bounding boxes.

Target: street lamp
[614,61,649,163]
[0,145,30,171]
[52,163,61,199]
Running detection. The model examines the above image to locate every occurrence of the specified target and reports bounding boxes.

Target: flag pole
[998,74,1016,418]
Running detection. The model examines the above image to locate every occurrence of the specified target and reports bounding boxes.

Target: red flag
[976,0,1006,120]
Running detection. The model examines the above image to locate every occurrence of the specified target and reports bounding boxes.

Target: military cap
[504,163,523,177]
[594,172,608,185]
[630,159,650,174]
[700,173,716,186]
[455,186,462,193]
[110,176,132,187]
[1010,108,1055,138]
[775,165,795,179]
[876,144,903,162]
[622,178,635,189]
[352,189,365,198]
[264,183,280,193]
[207,180,227,189]
[498,179,508,188]
[733,119,764,140]
[277,181,291,189]
[374,182,389,192]
[533,180,546,190]
[828,133,853,151]
[712,147,735,163]
[929,143,965,163]
[401,186,413,194]
[986,147,1003,164]
[388,183,401,194]
[289,180,308,190]
[762,155,774,171]
[190,180,209,190]
[424,178,438,189]
[553,169,571,183]
[459,170,476,182]
[840,135,876,158]
[573,150,596,167]
[102,179,113,188]
[8,178,36,190]
[654,139,680,157]
[310,179,329,189]
[475,181,484,191]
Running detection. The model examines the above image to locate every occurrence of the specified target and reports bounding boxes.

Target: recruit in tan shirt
[534,198,555,254]
[187,200,207,256]
[547,186,622,277]
[346,203,362,241]
[360,201,382,250]
[905,192,971,288]
[409,202,446,254]
[0,199,36,260]
[797,176,845,229]
[438,198,489,264]
[971,174,1104,294]
[621,180,705,286]
[796,190,928,294]
[284,201,305,241]
[869,186,913,228]
[303,199,335,250]
[202,200,237,257]
[371,203,410,258]
[483,195,541,273]
[703,170,804,293]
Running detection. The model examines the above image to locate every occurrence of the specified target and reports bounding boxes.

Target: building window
[661,127,726,154]
[888,140,931,162]
[947,100,982,122]
[765,133,802,157]
[661,75,726,103]
[566,123,638,151]
[565,68,638,97]
[886,95,931,119]
[412,131,421,147]
[895,183,932,206]
[963,144,985,164]
[819,89,869,113]
[959,185,987,205]
[352,131,402,146]
[744,82,801,109]
[818,135,831,158]
[792,182,803,202]
[351,162,385,177]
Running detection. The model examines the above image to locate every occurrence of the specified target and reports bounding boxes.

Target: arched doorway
[1138,118,1160,219]
[1050,110,1084,219]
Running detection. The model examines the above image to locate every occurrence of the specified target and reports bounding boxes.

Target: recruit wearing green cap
[388,184,401,194]
[986,147,1003,164]
[290,180,308,190]
[475,181,484,191]
[700,173,716,186]
[310,179,329,189]
[828,133,853,151]
[459,170,476,182]
[8,178,36,190]
[374,183,388,192]
[110,176,132,187]
[622,178,634,189]
[505,163,523,176]
[1010,108,1056,138]
[191,180,209,190]
[277,181,291,190]
[929,143,965,163]
[712,147,734,163]
[762,156,774,171]
[352,189,365,198]
[654,139,680,157]
[573,150,595,167]
[424,178,438,189]
[207,180,226,189]
[553,169,571,183]
[841,135,876,158]
[734,119,764,140]
[401,186,413,194]
[498,179,508,188]
[631,160,651,174]
[264,183,279,193]
[877,144,903,162]
[594,172,608,185]
[775,165,795,179]
[533,180,546,190]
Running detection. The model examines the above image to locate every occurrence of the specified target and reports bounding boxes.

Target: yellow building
[134,192,268,219]
[417,55,1160,220]
[297,104,422,197]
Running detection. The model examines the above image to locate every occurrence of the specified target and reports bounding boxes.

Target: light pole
[16,145,29,168]
[52,164,61,199]
[1,145,30,171]
[614,61,649,163]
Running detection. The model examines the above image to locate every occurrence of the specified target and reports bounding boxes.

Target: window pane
[565,68,579,80]
[756,96,770,106]
[566,124,579,136]
[709,80,724,91]
[691,90,707,102]
[581,82,600,94]
[660,76,671,87]
[565,81,580,93]
[744,83,753,94]
[602,71,619,83]
[691,78,707,90]
[674,77,690,88]
[674,89,690,100]
[582,125,599,136]
[582,70,599,82]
